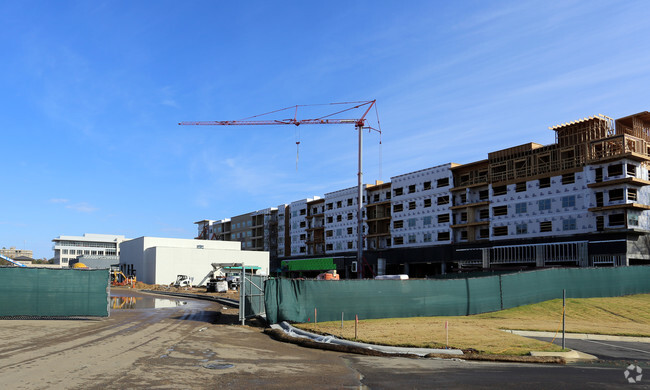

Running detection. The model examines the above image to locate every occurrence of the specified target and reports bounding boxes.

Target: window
[516,182,526,192]
[515,203,527,213]
[408,185,416,193]
[459,193,467,203]
[609,214,625,226]
[394,220,404,229]
[438,213,450,223]
[336,229,342,236]
[62,249,68,254]
[336,215,342,222]
[393,204,403,212]
[408,201,416,210]
[373,194,380,202]
[540,221,552,232]
[628,188,638,202]
[408,218,417,228]
[629,213,639,226]
[408,234,416,244]
[437,178,449,187]
[479,209,489,219]
[437,196,449,205]
[493,226,508,236]
[562,173,575,185]
[538,199,551,211]
[326,230,333,237]
[479,228,489,239]
[299,234,306,240]
[460,230,468,240]
[609,188,624,202]
[299,209,306,215]
[493,185,507,196]
[423,216,432,225]
[627,164,637,177]
[326,203,333,210]
[300,221,306,228]
[424,181,432,190]
[437,231,450,241]
[386,192,391,199]
[347,227,353,235]
[327,216,333,223]
[347,213,353,220]
[608,164,623,177]
[424,199,432,208]
[539,177,551,188]
[394,187,403,196]
[493,206,508,216]
[326,244,333,251]
[479,190,489,201]
[347,242,353,249]
[595,167,603,182]
[346,198,352,206]
[394,236,404,245]
[596,216,604,231]
[562,196,576,208]
[516,223,528,234]
[460,212,467,222]
[423,233,432,242]
[562,218,576,231]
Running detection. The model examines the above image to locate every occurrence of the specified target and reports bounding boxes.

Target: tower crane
[180,100,381,279]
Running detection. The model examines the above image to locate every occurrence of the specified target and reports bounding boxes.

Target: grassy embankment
[296,294,650,355]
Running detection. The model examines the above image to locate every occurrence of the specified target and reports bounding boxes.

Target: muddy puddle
[110,295,189,310]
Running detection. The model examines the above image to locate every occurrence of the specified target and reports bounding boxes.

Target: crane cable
[296,127,301,171]
[374,102,383,182]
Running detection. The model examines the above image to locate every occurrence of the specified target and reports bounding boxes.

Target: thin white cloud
[65,202,98,213]
[49,198,69,204]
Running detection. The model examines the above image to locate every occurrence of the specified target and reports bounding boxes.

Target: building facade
[52,234,126,267]
[0,247,33,260]
[195,111,650,277]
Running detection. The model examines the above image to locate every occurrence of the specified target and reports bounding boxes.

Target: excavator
[110,268,136,287]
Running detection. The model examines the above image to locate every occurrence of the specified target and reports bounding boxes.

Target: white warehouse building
[120,236,270,285]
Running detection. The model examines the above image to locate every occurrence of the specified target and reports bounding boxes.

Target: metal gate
[239,268,268,325]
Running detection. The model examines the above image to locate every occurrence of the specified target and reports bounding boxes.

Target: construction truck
[200,263,248,292]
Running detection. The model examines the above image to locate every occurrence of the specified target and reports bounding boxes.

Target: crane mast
[180,100,378,279]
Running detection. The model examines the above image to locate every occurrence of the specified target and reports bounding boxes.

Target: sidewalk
[503,330,650,343]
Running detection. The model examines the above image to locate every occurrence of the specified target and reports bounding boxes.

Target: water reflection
[111,296,188,310]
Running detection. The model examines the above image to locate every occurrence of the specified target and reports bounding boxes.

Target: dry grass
[296,294,650,355]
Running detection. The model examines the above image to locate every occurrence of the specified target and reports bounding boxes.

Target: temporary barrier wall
[0,267,110,317]
[264,266,650,324]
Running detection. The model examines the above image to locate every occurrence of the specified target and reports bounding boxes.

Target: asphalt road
[0,290,647,389]
[533,336,650,363]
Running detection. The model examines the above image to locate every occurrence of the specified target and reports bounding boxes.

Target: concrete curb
[503,330,650,343]
[530,350,598,362]
[273,321,463,357]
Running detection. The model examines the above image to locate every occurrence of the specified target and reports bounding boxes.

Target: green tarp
[281,257,335,271]
[0,267,110,317]
[265,266,650,324]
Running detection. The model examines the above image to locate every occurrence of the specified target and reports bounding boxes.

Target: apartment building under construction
[196,111,650,277]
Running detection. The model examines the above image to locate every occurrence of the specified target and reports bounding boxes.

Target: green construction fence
[0,267,110,317]
[264,266,650,324]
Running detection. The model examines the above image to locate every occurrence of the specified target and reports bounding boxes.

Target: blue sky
[1,1,649,259]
